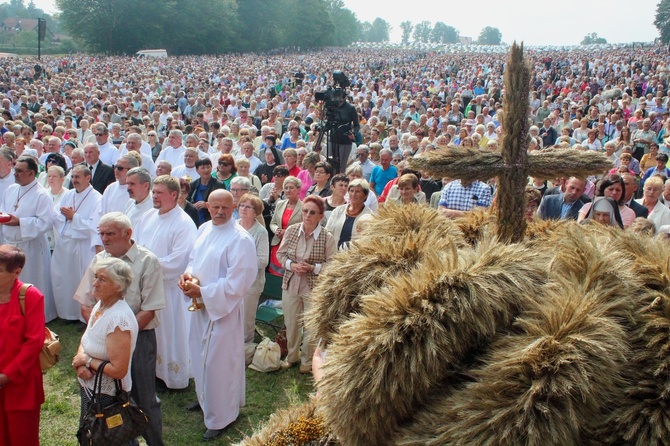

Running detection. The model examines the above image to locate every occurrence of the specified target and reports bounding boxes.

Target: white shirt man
[93,124,120,166]
[0,157,56,321]
[51,165,101,321]
[124,167,154,229]
[97,155,135,217]
[353,145,375,182]
[0,149,15,226]
[135,176,197,389]
[119,134,157,178]
[171,147,199,180]
[179,190,256,440]
[156,130,186,168]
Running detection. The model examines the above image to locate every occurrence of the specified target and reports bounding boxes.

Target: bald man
[179,189,256,441]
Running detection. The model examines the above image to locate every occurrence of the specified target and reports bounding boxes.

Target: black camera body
[315,87,344,120]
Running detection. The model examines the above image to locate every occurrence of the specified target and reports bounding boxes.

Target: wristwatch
[86,356,94,369]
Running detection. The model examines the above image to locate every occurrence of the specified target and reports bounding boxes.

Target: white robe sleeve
[19,191,54,241]
[158,220,197,281]
[200,233,257,322]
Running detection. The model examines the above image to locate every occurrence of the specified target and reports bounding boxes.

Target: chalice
[184,276,204,311]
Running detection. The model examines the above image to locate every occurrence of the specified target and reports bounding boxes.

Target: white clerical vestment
[98,141,120,166]
[1,180,56,321]
[170,164,198,180]
[186,218,257,430]
[51,185,101,321]
[156,145,186,168]
[118,147,157,178]
[124,193,153,229]
[0,171,15,245]
[98,181,130,216]
[135,206,197,389]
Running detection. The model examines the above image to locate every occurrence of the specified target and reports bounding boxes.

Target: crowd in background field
[2,43,670,443]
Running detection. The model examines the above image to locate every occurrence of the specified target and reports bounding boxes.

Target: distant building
[1,17,56,39]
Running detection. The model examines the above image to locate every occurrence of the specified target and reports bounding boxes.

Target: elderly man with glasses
[93,123,120,166]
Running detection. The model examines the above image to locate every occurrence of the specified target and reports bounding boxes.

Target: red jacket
[0,280,45,411]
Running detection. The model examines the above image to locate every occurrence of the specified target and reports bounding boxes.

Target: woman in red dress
[0,245,45,446]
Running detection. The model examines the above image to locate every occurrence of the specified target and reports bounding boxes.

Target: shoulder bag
[18,283,61,371]
[76,361,149,446]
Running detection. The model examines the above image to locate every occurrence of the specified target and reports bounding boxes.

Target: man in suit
[537,177,587,220]
[186,158,223,226]
[83,142,115,194]
[544,177,592,204]
[622,172,649,218]
[538,118,558,148]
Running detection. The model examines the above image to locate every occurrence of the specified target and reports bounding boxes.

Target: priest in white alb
[98,154,136,217]
[124,167,154,229]
[135,175,197,390]
[0,156,56,321]
[51,164,101,321]
[179,189,257,441]
[0,148,16,245]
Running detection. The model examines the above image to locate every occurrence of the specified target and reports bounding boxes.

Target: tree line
[400,21,502,45]
[54,0,391,55]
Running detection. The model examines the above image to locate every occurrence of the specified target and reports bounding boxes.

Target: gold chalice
[184,277,204,311]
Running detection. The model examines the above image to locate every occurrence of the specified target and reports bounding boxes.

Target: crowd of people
[1,42,670,443]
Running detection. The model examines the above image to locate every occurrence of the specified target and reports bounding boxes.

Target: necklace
[14,182,38,211]
[73,187,94,213]
[95,301,114,318]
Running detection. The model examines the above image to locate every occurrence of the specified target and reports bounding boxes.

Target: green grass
[40,319,312,445]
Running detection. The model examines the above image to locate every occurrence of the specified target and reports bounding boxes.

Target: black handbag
[77,361,149,446]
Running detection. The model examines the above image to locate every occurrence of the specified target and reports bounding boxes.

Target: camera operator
[329,89,359,174]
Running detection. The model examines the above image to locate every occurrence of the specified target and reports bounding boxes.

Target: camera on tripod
[314,70,351,119]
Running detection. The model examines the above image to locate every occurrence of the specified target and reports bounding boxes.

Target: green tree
[56,0,171,54]
[655,0,670,44]
[581,32,607,44]
[400,20,413,44]
[280,0,334,49]
[237,0,283,51]
[477,26,502,45]
[431,22,458,44]
[367,17,390,42]
[330,6,360,46]
[413,20,431,43]
[165,0,238,55]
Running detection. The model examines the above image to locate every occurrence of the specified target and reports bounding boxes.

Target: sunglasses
[301,209,319,216]
[113,165,129,171]
[218,162,230,166]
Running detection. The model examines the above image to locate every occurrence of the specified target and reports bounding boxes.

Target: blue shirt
[438,180,492,211]
[370,165,398,196]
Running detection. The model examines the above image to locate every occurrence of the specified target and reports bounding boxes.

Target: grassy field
[40,318,312,445]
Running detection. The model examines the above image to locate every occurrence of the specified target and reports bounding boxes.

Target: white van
[135,49,168,58]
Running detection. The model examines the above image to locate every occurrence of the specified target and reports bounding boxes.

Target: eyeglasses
[230,188,249,193]
[95,133,105,136]
[218,162,230,166]
[113,165,129,171]
[302,209,319,216]
[238,204,254,210]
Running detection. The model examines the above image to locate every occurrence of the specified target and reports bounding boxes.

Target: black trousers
[130,329,164,446]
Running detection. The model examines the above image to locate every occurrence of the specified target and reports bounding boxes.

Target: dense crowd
[1,43,670,444]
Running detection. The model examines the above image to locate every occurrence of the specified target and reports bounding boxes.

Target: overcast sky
[28,0,661,46]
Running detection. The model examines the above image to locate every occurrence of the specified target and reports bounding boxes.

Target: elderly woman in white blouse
[71,258,138,435]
